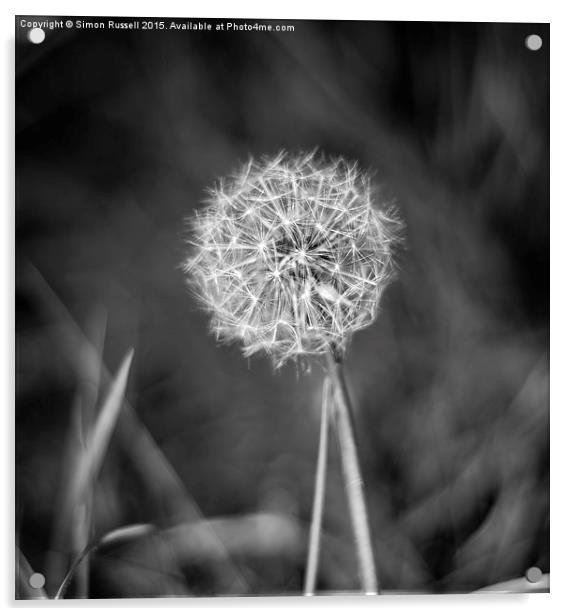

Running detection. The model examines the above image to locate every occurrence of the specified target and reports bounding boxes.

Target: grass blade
[55,524,156,599]
[47,349,133,599]
[46,309,107,596]
[22,264,249,593]
[70,348,134,504]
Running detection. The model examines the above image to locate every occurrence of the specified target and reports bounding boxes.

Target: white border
[4,2,569,615]
[4,1,554,22]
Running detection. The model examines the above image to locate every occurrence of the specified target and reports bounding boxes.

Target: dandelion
[183,151,402,595]
[184,150,401,368]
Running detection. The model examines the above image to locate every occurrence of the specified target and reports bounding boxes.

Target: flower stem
[304,376,332,595]
[327,351,378,595]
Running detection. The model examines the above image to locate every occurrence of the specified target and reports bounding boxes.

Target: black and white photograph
[15,13,549,600]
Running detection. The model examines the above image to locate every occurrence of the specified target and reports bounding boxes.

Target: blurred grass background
[15,19,548,596]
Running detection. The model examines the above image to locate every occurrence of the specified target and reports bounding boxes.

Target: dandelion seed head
[184,151,402,367]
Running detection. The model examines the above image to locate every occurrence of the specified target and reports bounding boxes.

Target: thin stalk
[55,524,155,599]
[327,351,378,595]
[54,545,92,599]
[304,376,332,595]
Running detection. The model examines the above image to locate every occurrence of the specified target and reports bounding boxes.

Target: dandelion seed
[184,151,401,368]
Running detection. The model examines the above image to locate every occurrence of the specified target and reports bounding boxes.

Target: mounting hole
[525,566,543,583]
[525,34,542,51]
[28,572,46,589]
[28,28,46,44]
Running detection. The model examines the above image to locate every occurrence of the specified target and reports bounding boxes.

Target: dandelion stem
[327,351,378,595]
[304,376,332,595]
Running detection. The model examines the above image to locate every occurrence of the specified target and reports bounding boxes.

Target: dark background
[16,18,549,597]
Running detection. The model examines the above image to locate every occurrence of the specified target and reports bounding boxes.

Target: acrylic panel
[15,16,549,599]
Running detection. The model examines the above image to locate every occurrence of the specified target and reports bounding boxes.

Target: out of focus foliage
[16,20,548,596]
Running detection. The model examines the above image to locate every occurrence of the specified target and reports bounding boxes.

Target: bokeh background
[16,18,549,597]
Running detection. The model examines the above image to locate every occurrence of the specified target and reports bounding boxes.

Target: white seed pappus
[184,151,401,367]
